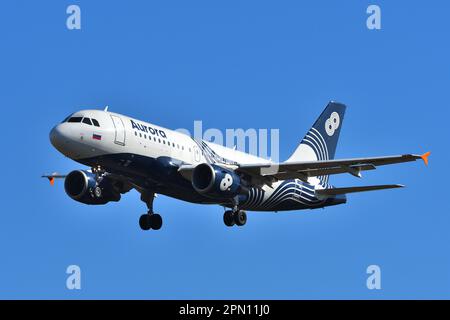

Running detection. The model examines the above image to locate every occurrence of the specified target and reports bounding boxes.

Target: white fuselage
[50,109,271,168]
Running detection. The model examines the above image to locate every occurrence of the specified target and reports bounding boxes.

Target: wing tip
[420,151,431,166]
[42,174,56,186]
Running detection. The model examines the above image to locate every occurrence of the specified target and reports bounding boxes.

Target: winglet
[420,151,431,166]
[42,173,65,186]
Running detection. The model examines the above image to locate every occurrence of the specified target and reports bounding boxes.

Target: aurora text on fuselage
[130,120,167,138]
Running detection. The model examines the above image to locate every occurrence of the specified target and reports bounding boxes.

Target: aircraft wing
[236,152,430,182]
[42,172,67,185]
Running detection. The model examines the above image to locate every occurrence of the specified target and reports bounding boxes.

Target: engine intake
[192,163,244,199]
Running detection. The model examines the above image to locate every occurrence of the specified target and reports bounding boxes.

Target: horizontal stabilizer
[316,184,404,196]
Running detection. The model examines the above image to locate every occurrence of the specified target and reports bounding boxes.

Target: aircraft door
[193,146,201,162]
[111,115,126,146]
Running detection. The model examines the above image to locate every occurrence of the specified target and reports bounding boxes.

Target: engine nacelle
[192,163,244,199]
[64,170,121,205]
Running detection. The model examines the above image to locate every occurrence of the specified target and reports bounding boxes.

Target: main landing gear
[223,197,247,227]
[223,210,247,227]
[139,192,163,231]
[223,196,247,227]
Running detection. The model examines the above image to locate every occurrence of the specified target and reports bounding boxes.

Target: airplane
[44,102,430,231]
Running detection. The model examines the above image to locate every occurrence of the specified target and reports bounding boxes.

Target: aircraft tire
[139,214,152,230]
[150,214,163,230]
[234,210,247,226]
[223,210,235,227]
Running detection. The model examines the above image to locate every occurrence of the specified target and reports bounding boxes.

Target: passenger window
[135,131,137,136]
[139,133,142,138]
[82,118,92,125]
[68,117,82,123]
[92,119,100,127]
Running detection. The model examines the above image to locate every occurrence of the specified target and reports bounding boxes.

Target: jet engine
[192,163,245,199]
[64,170,121,205]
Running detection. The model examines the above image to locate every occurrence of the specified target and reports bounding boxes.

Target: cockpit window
[68,117,83,123]
[91,119,100,127]
[61,115,72,123]
[82,118,92,125]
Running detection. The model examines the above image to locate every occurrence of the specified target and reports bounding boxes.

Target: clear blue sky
[0,0,448,299]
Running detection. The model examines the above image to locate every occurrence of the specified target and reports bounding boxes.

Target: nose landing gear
[139,213,162,230]
[139,192,163,231]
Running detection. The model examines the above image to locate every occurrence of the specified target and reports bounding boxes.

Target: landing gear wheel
[234,210,247,226]
[139,214,151,230]
[223,210,235,227]
[150,213,163,230]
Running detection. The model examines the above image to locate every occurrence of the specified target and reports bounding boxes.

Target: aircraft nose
[49,124,68,151]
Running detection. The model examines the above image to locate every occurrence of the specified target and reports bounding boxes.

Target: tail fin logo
[325,112,340,136]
